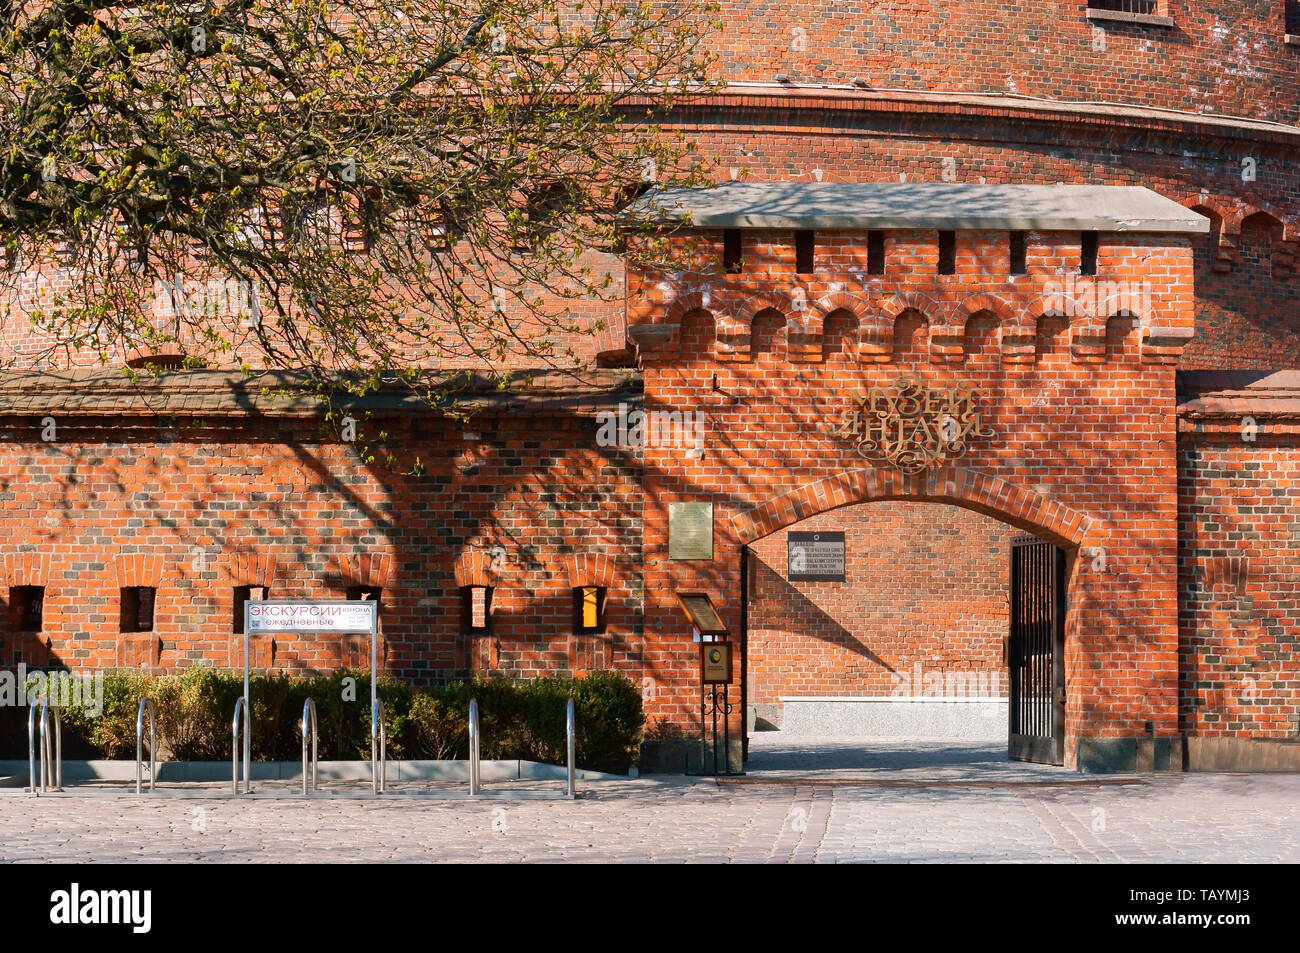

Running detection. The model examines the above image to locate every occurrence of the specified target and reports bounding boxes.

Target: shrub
[158,668,245,761]
[570,671,645,774]
[0,667,644,769]
[404,672,645,773]
[405,692,468,760]
[81,672,154,759]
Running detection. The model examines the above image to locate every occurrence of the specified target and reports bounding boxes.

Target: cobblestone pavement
[2,758,1297,863]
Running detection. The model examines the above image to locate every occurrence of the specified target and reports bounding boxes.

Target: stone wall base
[640,738,743,775]
[1185,736,1300,772]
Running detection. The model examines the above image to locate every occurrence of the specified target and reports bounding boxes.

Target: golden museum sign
[832,376,995,474]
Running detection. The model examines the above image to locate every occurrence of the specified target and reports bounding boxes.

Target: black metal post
[722,684,730,773]
[698,680,706,773]
[710,687,719,775]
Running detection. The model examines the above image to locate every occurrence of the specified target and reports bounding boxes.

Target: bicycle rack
[26,704,37,795]
[301,698,318,797]
[136,698,156,794]
[468,697,481,795]
[232,697,251,794]
[27,698,62,795]
[371,698,386,796]
[566,697,577,800]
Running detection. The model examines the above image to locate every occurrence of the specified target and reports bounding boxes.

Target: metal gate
[1008,537,1066,765]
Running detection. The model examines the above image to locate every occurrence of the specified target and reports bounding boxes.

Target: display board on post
[241,600,380,793]
[674,591,740,776]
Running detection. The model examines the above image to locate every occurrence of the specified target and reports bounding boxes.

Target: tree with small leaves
[0,0,719,403]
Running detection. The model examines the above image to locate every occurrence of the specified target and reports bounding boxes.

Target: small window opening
[1080,231,1099,276]
[10,586,44,632]
[794,230,815,275]
[573,586,607,635]
[867,231,886,275]
[121,586,156,633]
[346,585,383,617]
[937,231,956,275]
[232,585,268,634]
[1009,231,1027,275]
[723,229,742,273]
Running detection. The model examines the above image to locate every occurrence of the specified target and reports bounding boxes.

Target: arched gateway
[627,183,1202,773]
[735,468,1093,767]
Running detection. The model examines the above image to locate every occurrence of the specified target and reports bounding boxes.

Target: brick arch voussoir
[454,551,501,589]
[736,292,793,331]
[564,553,617,589]
[875,292,940,362]
[736,293,795,361]
[664,289,743,363]
[947,293,1014,362]
[1241,202,1287,231]
[1237,204,1297,280]
[337,552,394,591]
[731,466,1094,551]
[808,291,870,329]
[665,290,715,328]
[876,291,941,323]
[950,293,1015,331]
[810,292,873,360]
[1021,295,1071,325]
[1178,193,1232,230]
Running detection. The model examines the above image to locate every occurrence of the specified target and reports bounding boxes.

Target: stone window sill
[1086,8,1175,28]
[1286,34,1300,46]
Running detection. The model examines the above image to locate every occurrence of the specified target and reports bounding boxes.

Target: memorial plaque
[788,531,846,582]
[700,641,732,684]
[668,501,713,560]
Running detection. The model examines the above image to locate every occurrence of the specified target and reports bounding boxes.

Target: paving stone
[2,749,1296,862]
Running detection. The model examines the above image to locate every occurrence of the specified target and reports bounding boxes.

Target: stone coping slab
[629,182,1210,233]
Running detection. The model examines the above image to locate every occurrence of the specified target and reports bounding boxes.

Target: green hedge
[0,668,643,774]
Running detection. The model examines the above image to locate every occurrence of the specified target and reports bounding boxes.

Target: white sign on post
[245,601,377,634]
[234,599,382,795]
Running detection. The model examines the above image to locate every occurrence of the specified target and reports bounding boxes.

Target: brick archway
[731,465,1095,550]
[734,465,1091,768]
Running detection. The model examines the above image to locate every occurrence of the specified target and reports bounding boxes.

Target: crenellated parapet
[626,183,1206,368]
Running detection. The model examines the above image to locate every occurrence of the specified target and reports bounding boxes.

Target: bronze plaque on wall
[669,502,713,560]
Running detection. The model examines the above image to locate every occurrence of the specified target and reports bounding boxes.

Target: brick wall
[1187,213,1299,368]
[0,246,626,371]
[1178,435,1300,738]
[5,94,1298,377]
[0,413,644,685]
[699,1,1299,124]
[746,503,1016,704]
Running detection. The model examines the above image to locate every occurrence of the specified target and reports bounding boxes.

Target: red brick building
[2,2,1298,773]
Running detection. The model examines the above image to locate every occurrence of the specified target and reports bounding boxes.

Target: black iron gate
[1008,537,1066,765]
